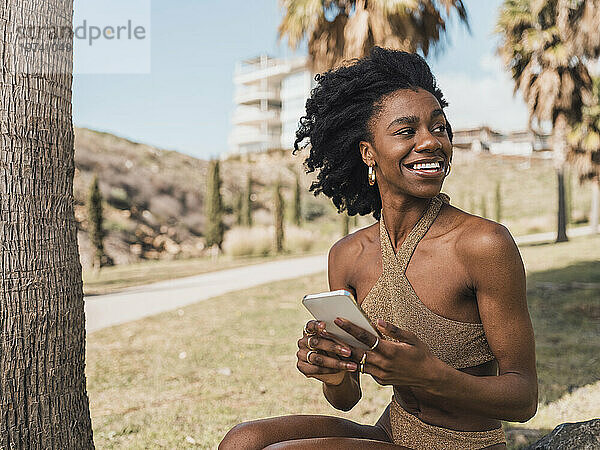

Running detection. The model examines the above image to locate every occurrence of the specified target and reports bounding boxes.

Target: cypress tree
[235,191,243,226]
[494,180,502,223]
[205,159,224,250]
[274,179,284,253]
[565,167,572,225]
[293,171,302,226]
[87,174,105,269]
[243,173,253,227]
[480,194,487,218]
[342,213,350,236]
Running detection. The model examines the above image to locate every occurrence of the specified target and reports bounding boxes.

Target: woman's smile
[402,156,446,178]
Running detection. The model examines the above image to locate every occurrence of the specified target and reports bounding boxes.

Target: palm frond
[496,0,592,125]
[567,76,600,181]
[277,0,324,49]
[307,13,349,73]
[279,0,470,73]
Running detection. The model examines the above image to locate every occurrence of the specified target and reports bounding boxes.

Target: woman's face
[360,88,452,199]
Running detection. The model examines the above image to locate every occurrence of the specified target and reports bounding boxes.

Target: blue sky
[72,0,528,160]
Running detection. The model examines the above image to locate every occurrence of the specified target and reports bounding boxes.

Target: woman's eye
[394,128,415,136]
[433,124,446,132]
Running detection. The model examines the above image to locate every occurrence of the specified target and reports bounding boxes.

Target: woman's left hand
[334,317,440,389]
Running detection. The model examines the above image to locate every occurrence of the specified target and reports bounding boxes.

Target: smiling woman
[219,47,537,450]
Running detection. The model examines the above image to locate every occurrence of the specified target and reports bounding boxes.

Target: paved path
[85,225,596,333]
[85,254,327,333]
[513,225,593,245]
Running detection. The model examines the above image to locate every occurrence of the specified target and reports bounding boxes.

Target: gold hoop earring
[444,161,452,176]
[368,165,376,186]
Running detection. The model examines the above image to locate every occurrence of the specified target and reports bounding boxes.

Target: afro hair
[293,46,452,221]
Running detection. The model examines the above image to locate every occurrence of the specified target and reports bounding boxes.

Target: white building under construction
[228,55,551,158]
[228,54,313,155]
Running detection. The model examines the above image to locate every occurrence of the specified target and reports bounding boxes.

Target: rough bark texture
[0,0,95,448]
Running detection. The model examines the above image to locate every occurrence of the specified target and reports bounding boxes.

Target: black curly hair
[293,46,453,221]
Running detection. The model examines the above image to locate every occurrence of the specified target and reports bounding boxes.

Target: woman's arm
[322,240,362,411]
[322,370,361,412]
[424,221,538,421]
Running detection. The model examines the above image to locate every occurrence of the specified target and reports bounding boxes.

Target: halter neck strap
[379,195,444,273]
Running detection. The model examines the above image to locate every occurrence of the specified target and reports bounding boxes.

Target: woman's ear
[359,141,375,166]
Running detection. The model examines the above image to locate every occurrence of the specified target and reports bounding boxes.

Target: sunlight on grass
[87,272,393,449]
[86,234,600,449]
[523,380,600,430]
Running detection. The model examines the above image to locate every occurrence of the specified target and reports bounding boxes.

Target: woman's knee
[219,419,271,450]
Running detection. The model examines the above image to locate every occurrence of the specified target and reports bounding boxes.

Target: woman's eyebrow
[386,108,445,130]
[431,108,445,120]
[386,115,419,129]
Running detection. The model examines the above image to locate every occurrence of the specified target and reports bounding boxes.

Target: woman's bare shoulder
[328,220,379,276]
[329,222,378,258]
[447,204,519,263]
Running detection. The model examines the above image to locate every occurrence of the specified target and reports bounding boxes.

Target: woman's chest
[351,237,481,324]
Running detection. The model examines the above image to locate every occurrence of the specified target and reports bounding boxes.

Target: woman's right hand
[296,320,358,386]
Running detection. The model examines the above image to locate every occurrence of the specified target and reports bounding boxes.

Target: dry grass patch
[87,234,600,449]
[87,273,392,449]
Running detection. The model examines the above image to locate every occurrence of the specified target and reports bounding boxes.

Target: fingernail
[347,362,357,371]
[340,347,351,356]
[334,318,343,326]
[377,319,386,327]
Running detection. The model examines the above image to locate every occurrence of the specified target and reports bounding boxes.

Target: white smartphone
[301,289,381,350]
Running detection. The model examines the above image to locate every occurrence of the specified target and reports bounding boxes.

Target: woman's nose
[414,131,442,153]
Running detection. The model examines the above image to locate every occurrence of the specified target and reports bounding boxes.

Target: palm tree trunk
[553,113,569,243]
[556,166,569,242]
[0,1,94,448]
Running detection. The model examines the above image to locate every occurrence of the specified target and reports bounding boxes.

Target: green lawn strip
[86,234,600,449]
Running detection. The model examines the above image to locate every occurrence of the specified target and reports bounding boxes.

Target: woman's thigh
[219,414,392,450]
[264,437,409,449]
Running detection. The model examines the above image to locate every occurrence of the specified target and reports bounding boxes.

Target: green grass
[86,234,600,449]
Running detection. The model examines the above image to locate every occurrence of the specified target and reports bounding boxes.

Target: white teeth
[411,161,440,170]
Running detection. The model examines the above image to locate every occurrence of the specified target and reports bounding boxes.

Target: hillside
[73,127,594,269]
[74,128,209,268]
[73,128,330,269]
